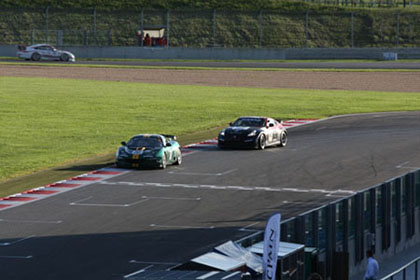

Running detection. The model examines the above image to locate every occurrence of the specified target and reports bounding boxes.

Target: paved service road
[1,112,420,279]
[4,59,420,69]
[74,60,420,69]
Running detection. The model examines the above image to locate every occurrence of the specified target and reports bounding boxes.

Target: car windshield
[127,136,163,149]
[232,118,265,127]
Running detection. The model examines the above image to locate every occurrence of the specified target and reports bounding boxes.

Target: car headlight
[116,147,127,157]
[247,130,257,137]
[219,130,225,137]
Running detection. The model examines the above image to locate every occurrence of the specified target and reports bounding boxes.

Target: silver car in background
[17,44,76,62]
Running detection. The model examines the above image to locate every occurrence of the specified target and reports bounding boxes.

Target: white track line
[69,196,149,207]
[100,181,355,196]
[238,222,260,232]
[0,219,62,224]
[123,265,153,278]
[150,224,215,229]
[0,255,33,259]
[0,235,36,247]
[168,168,237,176]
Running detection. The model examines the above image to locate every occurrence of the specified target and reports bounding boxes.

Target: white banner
[262,213,281,280]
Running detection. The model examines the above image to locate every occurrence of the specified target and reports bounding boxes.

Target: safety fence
[305,0,420,6]
[380,255,420,280]
[1,7,420,48]
[237,169,420,279]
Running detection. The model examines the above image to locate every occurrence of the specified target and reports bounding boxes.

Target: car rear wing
[162,134,177,141]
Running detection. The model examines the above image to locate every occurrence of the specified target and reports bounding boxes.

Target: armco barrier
[235,169,420,279]
[2,45,420,60]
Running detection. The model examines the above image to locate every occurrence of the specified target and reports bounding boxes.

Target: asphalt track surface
[1,112,420,279]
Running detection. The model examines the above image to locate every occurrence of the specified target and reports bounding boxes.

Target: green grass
[1,76,420,196]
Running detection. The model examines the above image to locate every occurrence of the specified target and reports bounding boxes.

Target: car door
[34,46,48,59]
[268,119,280,144]
[43,46,56,59]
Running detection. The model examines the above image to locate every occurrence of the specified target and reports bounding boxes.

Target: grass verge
[1,76,420,197]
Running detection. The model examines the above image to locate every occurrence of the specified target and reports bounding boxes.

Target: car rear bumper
[16,52,31,59]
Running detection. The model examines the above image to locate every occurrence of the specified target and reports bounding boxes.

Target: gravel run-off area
[1,65,420,92]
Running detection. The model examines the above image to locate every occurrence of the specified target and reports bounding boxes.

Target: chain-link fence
[1,7,420,48]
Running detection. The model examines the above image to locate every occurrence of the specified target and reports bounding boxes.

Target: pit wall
[3,45,420,60]
[237,169,420,280]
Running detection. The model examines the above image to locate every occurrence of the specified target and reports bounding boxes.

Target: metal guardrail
[380,255,420,280]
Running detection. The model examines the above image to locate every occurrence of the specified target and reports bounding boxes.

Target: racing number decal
[273,130,279,141]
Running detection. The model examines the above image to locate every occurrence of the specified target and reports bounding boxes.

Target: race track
[1,61,420,279]
[1,111,420,279]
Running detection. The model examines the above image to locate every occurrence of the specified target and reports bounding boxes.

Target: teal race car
[116,134,182,169]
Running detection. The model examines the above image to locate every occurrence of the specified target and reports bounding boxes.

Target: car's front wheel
[160,156,167,169]
[258,134,266,150]
[31,53,41,61]
[279,132,288,147]
[60,53,69,61]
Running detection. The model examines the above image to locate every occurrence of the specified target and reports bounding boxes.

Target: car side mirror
[166,143,172,147]
[121,141,127,146]
[229,122,233,126]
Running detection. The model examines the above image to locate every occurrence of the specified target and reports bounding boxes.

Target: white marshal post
[262,213,281,280]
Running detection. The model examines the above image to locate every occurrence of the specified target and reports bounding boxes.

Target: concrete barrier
[2,45,420,60]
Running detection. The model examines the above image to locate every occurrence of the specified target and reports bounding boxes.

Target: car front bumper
[218,135,258,148]
[116,156,163,168]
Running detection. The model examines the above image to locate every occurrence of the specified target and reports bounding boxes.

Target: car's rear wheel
[258,134,266,150]
[31,53,41,61]
[174,153,182,165]
[60,53,69,61]
[279,132,288,147]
